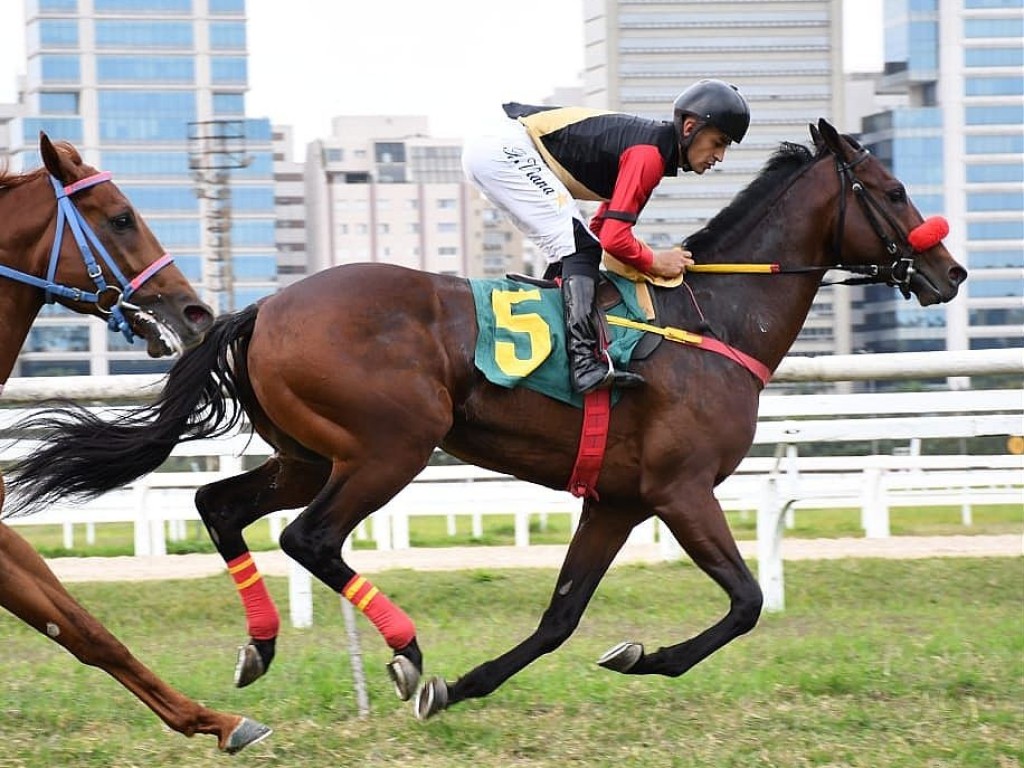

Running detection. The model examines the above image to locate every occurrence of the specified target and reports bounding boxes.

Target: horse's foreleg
[416,500,637,720]
[0,523,270,752]
[194,456,329,687]
[599,491,762,678]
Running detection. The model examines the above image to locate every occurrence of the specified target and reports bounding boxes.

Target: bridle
[0,170,174,342]
[832,148,922,299]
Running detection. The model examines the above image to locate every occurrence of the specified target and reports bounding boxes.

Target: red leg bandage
[227,552,280,641]
[342,575,416,650]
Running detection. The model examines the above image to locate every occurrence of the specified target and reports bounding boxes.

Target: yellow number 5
[491,289,552,377]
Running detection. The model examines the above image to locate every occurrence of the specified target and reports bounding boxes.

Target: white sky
[0,0,884,152]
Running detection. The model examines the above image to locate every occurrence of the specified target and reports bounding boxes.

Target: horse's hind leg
[597,488,762,678]
[277,451,441,701]
[194,455,330,687]
[416,499,639,719]
[0,522,271,752]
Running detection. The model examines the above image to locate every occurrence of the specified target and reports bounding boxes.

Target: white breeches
[461,119,598,264]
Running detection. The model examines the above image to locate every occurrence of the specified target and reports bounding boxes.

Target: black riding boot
[562,274,645,394]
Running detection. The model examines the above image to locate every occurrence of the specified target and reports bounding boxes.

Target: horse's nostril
[185,304,214,329]
[950,266,968,286]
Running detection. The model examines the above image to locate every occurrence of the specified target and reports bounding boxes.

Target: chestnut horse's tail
[3,304,260,518]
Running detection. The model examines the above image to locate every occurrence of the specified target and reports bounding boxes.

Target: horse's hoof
[414,677,449,720]
[222,717,273,754]
[597,641,644,673]
[234,643,266,688]
[387,653,421,701]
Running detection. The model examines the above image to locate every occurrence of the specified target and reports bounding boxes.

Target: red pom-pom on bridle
[907,216,949,252]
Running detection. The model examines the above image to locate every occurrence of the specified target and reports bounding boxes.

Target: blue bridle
[0,170,174,342]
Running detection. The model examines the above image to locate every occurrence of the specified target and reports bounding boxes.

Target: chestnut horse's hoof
[597,641,644,673]
[414,677,449,720]
[387,653,421,701]
[222,717,273,754]
[234,638,275,688]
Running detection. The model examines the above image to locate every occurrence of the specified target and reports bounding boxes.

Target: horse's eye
[888,187,907,203]
[110,212,135,231]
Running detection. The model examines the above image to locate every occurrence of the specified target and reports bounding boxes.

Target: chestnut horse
[0,134,270,751]
[6,120,966,721]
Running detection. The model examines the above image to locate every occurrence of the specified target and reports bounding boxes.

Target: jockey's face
[683,119,732,175]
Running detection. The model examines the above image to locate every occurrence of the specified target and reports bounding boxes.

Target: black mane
[685,142,820,255]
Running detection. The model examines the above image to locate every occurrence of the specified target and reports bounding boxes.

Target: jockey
[462,79,750,395]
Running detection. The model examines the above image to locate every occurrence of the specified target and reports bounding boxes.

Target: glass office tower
[10,0,276,377]
[857,0,1023,356]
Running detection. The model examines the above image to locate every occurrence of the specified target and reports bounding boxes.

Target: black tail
[3,304,260,518]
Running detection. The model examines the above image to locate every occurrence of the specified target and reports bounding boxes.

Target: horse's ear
[809,122,825,152]
[39,132,69,183]
[816,118,847,159]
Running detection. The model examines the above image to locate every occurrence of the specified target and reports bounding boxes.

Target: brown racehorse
[6,120,966,721]
[0,134,271,751]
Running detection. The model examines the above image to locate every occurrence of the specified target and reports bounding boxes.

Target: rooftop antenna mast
[188,119,249,314]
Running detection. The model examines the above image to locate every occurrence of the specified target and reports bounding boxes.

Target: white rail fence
[2,349,1022,620]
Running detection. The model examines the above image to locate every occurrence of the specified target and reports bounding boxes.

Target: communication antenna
[188,120,250,314]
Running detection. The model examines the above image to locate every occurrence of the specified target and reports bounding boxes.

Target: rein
[684,149,948,299]
[0,170,175,342]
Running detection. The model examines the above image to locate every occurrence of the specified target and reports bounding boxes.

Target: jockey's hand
[647,247,694,279]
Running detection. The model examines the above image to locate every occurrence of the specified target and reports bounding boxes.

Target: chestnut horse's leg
[0,522,271,753]
[597,487,762,678]
[193,455,331,686]
[415,498,641,719]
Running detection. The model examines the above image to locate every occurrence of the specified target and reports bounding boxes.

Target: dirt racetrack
[46,534,1022,583]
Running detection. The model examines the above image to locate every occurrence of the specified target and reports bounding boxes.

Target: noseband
[833,149,928,299]
[0,171,174,342]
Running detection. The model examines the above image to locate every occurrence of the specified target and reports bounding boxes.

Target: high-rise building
[857,0,1023,358]
[271,124,308,289]
[8,0,276,377]
[581,0,852,357]
[305,115,525,279]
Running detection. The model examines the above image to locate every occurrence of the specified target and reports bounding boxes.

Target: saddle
[505,263,665,361]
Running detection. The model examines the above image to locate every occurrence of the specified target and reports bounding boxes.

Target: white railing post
[288,556,313,629]
[62,521,74,550]
[374,506,393,551]
[514,510,530,547]
[783,444,799,529]
[756,476,786,613]
[657,518,684,561]
[861,465,890,539]
[132,481,151,556]
[383,504,404,550]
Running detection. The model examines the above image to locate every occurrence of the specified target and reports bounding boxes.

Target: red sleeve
[589,144,663,271]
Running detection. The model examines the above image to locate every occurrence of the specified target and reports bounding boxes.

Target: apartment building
[305,115,525,279]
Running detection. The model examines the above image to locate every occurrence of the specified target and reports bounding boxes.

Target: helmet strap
[678,118,705,173]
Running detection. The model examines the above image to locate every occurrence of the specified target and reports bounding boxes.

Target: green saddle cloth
[470,272,649,407]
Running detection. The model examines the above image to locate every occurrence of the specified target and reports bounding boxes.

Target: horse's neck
[680,172,833,373]
[0,180,56,385]
[0,292,40,385]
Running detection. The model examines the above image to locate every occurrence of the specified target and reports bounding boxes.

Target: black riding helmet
[673,79,750,170]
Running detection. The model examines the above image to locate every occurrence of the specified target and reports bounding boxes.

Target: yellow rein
[686,264,779,274]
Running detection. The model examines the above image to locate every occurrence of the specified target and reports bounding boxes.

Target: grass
[1,557,1022,767]
[8,503,1024,558]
